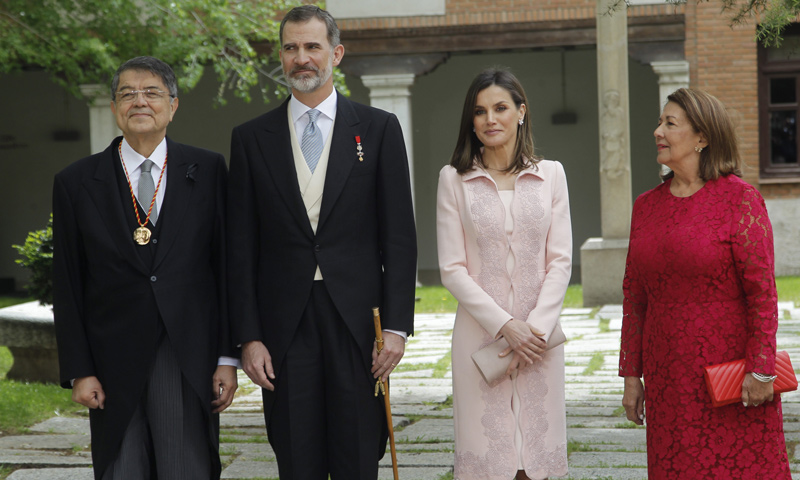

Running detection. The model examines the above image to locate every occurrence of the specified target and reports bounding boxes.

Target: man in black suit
[227,5,417,479]
[52,56,237,480]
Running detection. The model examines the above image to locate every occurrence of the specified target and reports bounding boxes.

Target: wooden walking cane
[373,307,400,480]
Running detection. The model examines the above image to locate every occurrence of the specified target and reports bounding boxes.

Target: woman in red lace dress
[619,88,792,479]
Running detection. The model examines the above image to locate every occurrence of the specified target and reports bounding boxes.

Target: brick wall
[684,3,761,188]
[336,2,682,30]
[761,182,800,197]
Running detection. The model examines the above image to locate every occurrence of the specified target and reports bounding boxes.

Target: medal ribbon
[118,141,167,231]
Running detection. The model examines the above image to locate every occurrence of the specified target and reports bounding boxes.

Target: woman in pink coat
[437,69,572,480]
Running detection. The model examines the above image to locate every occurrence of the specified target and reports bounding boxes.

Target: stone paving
[4,305,800,479]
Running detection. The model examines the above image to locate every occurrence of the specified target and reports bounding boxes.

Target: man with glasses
[52,56,237,480]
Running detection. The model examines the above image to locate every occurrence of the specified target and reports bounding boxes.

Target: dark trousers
[265,281,384,480]
[102,337,215,480]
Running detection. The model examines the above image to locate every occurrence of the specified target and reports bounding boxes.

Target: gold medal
[119,142,166,247]
[133,226,152,245]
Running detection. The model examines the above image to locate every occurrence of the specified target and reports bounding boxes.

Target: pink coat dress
[436,161,572,480]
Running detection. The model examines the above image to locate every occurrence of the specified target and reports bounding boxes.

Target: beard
[285,59,333,94]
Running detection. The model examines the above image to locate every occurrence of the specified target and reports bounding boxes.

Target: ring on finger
[391,363,397,367]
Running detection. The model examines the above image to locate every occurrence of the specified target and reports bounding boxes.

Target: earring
[695,146,704,153]
[472,128,476,132]
[518,118,524,126]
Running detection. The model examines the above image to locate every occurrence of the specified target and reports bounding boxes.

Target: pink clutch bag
[703,350,798,408]
[471,322,566,384]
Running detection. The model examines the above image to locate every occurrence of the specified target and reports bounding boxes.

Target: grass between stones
[396,436,448,444]
[614,422,646,429]
[432,394,454,410]
[220,446,238,455]
[597,316,611,333]
[219,434,270,444]
[581,352,605,376]
[398,446,455,453]
[568,440,597,454]
[395,351,452,379]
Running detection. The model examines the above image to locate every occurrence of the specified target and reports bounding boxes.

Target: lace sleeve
[731,186,778,374]
[619,201,646,378]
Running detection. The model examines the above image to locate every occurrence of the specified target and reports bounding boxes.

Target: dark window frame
[758,24,800,178]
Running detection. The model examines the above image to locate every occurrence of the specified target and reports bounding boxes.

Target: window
[759,24,800,178]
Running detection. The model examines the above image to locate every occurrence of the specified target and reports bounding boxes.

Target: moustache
[128,109,154,117]
[290,64,319,76]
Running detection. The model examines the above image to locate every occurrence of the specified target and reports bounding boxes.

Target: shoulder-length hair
[662,88,742,181]
[450,68,539,174]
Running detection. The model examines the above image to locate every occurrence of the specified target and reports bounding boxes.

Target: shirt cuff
[383,329,408,342]
[218,356,241,368]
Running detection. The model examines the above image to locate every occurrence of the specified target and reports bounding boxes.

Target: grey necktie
[138,159,158,224]
[301,109,324,173]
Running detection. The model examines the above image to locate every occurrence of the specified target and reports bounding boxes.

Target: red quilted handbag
[703,350,798,408]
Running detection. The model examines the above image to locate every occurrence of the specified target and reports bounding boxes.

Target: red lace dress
[618,175,792,479]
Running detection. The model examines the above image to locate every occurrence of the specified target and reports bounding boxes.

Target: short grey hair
[110,56,178,101]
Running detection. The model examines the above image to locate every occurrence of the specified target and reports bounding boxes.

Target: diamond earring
[518,118,524,126]
[695,146,704,153]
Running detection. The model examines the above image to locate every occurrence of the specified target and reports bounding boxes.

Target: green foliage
[0,0,351,106]
[604,0,795,48]
[710,0,795,46]
[0,346,12,379]
[0,379,83,435]
[12,214,53,305]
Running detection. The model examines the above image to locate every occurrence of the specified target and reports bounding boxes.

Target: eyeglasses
[115,89,174,104]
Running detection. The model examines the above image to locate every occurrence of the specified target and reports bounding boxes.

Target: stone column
[80,84,121,155]
[361,74,417,208]
[651,60,690,111]
[580,0,633,306]
[651,61,690,177]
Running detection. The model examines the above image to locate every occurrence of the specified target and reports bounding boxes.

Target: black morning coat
[52,136,233,479]
[226,92,418,449]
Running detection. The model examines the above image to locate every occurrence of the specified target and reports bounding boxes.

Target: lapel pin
[355,136,364,162]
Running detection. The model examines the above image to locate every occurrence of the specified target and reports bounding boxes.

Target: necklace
[118,142,167,245]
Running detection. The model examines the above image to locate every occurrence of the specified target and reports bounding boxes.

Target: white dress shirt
[289,90,337,155]
[119,138,167,224]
